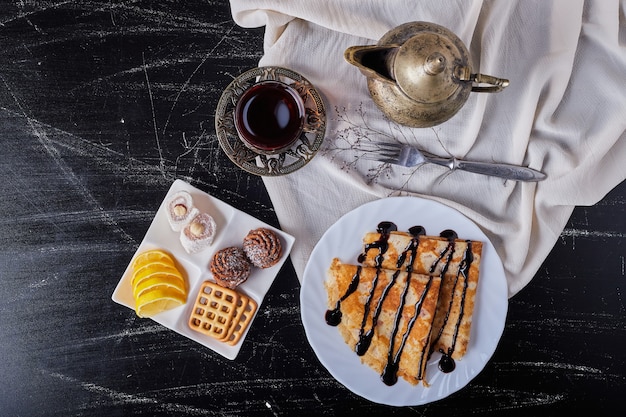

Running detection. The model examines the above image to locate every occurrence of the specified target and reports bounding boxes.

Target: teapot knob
[424,52,446,75]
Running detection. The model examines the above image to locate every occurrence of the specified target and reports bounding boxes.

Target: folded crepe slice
[325,258,441,386]
[360,231,482,360]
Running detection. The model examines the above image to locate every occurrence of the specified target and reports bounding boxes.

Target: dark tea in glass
[234,81,305,154]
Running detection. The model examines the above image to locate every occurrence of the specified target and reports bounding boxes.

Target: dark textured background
[1,2,624,416]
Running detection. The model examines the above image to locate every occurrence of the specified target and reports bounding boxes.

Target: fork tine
[355,141,404,165]
[361,153,396,163]
[354,143,376,152]
[362,154,395,164]
[374,141,403,151]
[380,154,400,161]
[362,151,399,161]
[356,141,402,152]
[361,151,386,159]
[357,144,401,161]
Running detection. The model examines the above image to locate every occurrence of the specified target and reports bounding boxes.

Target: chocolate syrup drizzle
[325,266,361,327]
[324,221,477,386]
[430,237,474,373]
[357,221,397,265]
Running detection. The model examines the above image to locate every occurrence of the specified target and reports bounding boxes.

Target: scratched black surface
[1,2,624,416]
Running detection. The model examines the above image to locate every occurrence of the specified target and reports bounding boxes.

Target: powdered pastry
[210,246,252,289]
[180,212,217,254]
[166,190,199,231]
[243,228,282,268]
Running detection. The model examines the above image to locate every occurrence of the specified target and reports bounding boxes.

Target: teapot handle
[470,73,510,93]
[456,67,509,92]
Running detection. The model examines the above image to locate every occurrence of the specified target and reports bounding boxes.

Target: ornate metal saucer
[215,66,326,176]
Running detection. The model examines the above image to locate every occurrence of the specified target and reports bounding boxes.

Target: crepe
[325,258,441,386]
[360,230,482,360]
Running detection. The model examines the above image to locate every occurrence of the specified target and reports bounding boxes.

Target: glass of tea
[234,81,306,154]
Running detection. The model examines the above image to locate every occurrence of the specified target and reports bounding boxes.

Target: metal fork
[362,141,546,182]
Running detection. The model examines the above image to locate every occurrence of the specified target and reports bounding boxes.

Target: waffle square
[189,281,240,340]
[188,281,257,345]
[223,294,257,346]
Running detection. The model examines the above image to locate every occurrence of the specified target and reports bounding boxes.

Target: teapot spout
[344,45,400,85]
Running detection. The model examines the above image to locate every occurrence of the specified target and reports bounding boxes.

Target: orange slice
[131,249,175,270]
[135,287,187,318]
[133,273,187,299]
[129,248,189,318]
[131,262,182,288]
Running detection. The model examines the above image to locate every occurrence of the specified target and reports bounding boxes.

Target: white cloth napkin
[229,0,626,297]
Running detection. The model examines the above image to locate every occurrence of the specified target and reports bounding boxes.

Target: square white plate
[112,179,294,360]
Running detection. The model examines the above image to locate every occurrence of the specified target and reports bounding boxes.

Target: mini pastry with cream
[166,190,199,231]
[180,212,217,254]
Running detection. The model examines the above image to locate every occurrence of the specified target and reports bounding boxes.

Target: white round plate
[300,196,508,406]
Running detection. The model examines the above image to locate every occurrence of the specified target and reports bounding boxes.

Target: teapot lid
[392,27,470,104]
